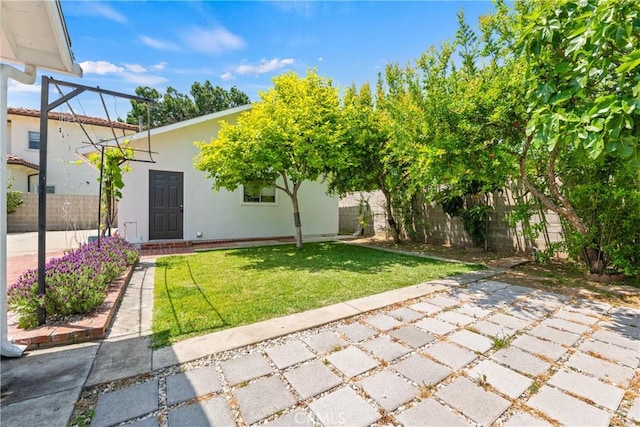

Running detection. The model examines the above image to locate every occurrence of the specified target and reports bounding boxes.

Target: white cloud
[150,62,168,71]
[317,57,323,62]
[78,60,167,86]
[8,80,41,94]
[235,58,295,76]
[85,2,127,24]
[121,73,168,86]
[220,72,235,81]
[140,36,180,52]
[124,63,147,73]
[183,25,245,55]
[79,60,125,75]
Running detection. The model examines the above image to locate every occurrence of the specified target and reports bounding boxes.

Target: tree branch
[519,135,588,235]
[276,171,293,198]
[547,146,572,211]
[519,136,564,215]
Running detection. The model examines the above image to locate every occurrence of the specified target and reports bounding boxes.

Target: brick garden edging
[7,264,135,350]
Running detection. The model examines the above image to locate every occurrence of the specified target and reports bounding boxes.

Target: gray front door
[149,170,183,240]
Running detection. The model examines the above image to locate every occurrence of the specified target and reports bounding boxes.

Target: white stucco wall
[7,112,135,195]
[117,109,339,244]
[7,167,32,193]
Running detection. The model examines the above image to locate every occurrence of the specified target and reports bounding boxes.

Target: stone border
[7,264,135,350]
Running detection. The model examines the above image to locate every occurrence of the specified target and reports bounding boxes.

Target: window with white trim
[243,184,276,203]
[28,131,40,150]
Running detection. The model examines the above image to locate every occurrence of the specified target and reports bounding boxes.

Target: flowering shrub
[8,236,139,329]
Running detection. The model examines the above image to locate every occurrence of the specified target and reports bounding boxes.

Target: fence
[339,189,565,255]
[7,193,109,233]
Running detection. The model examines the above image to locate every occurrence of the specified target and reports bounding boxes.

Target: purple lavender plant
[7,236,139,328]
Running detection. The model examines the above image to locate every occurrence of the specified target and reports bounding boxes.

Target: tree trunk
[275,173,304,249]
[583,247,606,275]
[276,174,304,249]
[291,196,303,249]
[381,188,401,243]
[410,191,427,243]
[519,137,604,273]
[101,184,111,238]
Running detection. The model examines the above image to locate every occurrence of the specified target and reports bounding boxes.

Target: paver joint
[49,268,640,427]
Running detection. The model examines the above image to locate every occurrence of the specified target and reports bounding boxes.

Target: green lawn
[151,241,483,346]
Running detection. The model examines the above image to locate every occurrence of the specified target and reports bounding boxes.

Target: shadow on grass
[215,241,473,274]
[154,259,229,348]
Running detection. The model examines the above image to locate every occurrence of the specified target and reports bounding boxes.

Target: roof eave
[45,0,82,77]
[7,160,39,172]
[0,0,82,77]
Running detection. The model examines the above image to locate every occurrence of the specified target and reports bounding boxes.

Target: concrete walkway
[2,241,639,426]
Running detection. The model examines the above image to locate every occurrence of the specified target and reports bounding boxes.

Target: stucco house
[80,105,338,245]
[6,107,138,194]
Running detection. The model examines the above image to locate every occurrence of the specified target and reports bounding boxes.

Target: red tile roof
[8,107,139,131]
[7,154,39,170]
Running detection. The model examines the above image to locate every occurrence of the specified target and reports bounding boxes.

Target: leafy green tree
[127,83,250,129]
[517,0,640,274]
[378,62,432,242]
[331,81,411,242]
[365,8,525,246]
[521,0,639,164]
[195,70,343,249]
[334,0,638,275]
[191,81,250,116]
[127,86,164,129]
[162,87,197,125]
[336,12,526,245]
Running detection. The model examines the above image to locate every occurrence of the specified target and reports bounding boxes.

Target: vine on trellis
[89,142,133,237]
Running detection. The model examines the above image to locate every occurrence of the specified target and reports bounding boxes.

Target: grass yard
[151,241,483,347]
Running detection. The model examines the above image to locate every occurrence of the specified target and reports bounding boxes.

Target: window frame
[28,131,40,150]
[241,183,278,206]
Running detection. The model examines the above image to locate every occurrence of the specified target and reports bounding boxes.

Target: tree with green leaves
[126,86,165,129]
[195,69,343,249]
[378,62,432,242]
[335,12,525,245]
[127,83,250,129]
[516,0,640,275]
[331,81,411,242]
[191,81,250,116]
[342,7,525,246]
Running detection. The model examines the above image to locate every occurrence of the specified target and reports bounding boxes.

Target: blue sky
[8,1,496,119]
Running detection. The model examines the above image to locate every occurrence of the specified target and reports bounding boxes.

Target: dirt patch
[351,237,640,309]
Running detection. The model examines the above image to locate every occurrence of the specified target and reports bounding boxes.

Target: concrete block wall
[339,189,565,254]
[7,193,105,232]
[339,192,388,236]
[485,189,565,254]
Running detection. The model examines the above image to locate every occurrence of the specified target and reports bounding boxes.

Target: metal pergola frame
[37,76,153,325]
